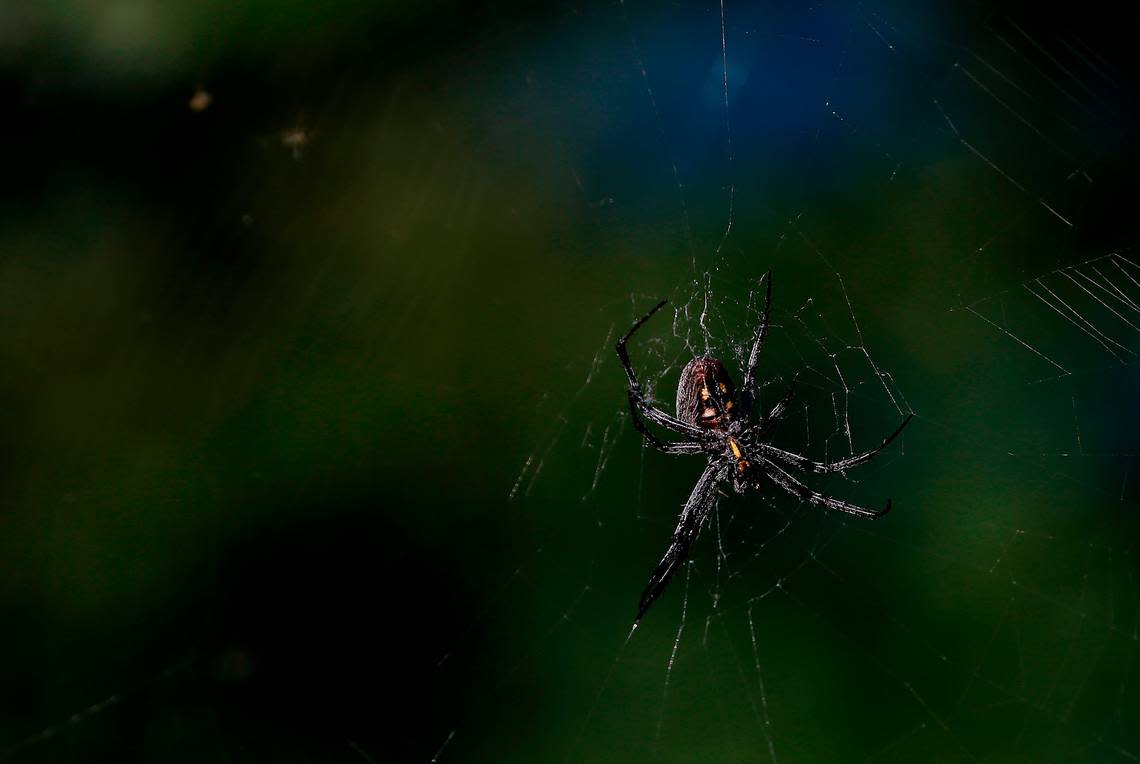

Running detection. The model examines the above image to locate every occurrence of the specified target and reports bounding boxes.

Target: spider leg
[740,272,773,417]
[616,299,706,439]
[627,399,705,454]
[758,457,891,518]
[757,414,913,474]
[633,395,706,437]
[637,463,732,623]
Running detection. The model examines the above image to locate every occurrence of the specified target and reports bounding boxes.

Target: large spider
[616,273,912,625]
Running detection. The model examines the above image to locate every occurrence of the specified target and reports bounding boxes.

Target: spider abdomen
[676,357,738,430]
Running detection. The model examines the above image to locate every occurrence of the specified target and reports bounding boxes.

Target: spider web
[465,3,1140,762]
[2,1,1138,763]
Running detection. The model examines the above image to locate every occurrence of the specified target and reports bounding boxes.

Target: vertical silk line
[714,0,735,257]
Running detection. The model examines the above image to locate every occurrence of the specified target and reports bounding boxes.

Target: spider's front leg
[626,402,705,454]
[616,299,707,442]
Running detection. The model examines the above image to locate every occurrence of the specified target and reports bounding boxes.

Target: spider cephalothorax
[616,273,913,625]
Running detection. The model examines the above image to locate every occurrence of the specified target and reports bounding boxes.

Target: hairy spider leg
[758,456,891,518]
[624,380,705,455]
[739,271,773,417]
[616,299,706,442]
[757,413,913,474]
[631,422,705,455]
[636,462,733,624]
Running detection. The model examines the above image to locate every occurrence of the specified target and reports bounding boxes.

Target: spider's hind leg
[637,462,731,624]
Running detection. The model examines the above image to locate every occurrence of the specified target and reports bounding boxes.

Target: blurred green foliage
[2,1,1138,762]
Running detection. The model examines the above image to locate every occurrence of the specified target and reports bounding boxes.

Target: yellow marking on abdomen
[728,438,742,459]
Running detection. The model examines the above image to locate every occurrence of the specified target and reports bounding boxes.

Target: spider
[616,273,913,625]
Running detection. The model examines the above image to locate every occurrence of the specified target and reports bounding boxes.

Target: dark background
[2,1,1139,761]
